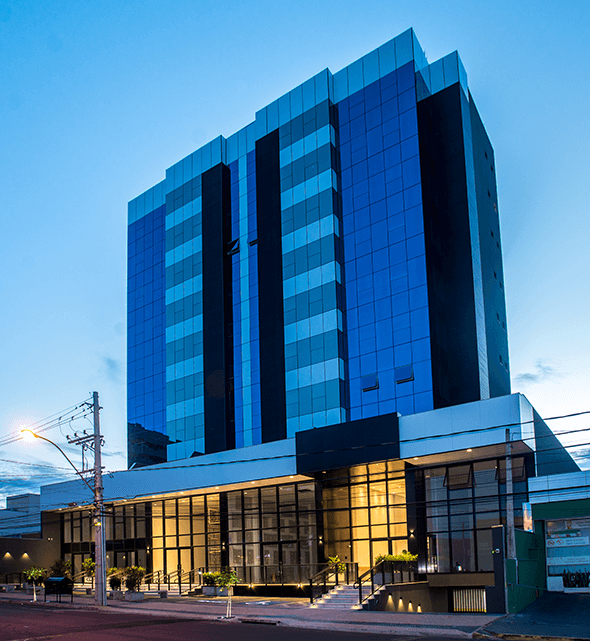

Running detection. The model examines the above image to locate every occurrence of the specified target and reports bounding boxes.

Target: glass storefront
[60,455,529,585]
[423,457,528,573]
[321,461,408,571]
[60,461,409,580]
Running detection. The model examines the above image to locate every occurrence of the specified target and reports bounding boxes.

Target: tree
[23,566,46,602]
[82,558,95,578]
[217,568,240,619]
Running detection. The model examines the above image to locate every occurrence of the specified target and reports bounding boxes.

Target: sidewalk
[4,588,589,640]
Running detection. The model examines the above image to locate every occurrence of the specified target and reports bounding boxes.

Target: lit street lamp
[20,430,94,492]
[20,392,107,606]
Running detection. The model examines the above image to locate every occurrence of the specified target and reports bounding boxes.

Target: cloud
[513,360,561,387]
[100,356,123,384]
[102,448,126,460]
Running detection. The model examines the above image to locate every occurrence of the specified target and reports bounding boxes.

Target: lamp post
[20,392,107,606]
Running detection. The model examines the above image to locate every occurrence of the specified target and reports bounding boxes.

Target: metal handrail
[309,562,358,603]
[355,559,418,606]
[143,570,165,591]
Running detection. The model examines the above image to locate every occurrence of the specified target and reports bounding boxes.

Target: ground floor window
[423,457,529,573]
[58,456,529,582]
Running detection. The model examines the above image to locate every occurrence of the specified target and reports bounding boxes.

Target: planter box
[202,586,227,596]
[124,591,145,602]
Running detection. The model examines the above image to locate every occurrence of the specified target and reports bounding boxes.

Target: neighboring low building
[0,494,59,580]
[529,471,590,594]
[0,494,41,538]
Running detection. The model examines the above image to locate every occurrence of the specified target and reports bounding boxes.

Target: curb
[475,631,590,642]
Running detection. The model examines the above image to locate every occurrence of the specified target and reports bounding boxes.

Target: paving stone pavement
[2,589,587,640]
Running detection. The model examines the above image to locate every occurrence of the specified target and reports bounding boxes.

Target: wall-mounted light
[467,448,473,453]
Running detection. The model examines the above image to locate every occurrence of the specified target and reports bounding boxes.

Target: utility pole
[67,392,107,606]
[93,392,107,606]
[505,427,515,560]
[504,427,516,614]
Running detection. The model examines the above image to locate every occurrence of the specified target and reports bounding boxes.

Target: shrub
[123,566,146,592]
[49,559,71,577]
[327,555,346,573]
[202,571,221,586]
[374,550,418,565]
[107,567,123,590]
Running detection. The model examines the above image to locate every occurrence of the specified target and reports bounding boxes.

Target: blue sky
[1,0,589,506]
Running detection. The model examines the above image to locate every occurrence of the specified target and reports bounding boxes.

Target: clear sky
[1,0,589,506]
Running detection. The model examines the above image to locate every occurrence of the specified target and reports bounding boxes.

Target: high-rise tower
[127,29,509,468]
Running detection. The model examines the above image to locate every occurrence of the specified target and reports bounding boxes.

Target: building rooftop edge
[38,393,559,510]
[128,29,469,224]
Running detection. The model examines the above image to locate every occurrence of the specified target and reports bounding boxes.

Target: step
[313,585,360,609]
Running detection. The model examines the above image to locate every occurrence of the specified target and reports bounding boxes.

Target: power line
[0,402,93,448]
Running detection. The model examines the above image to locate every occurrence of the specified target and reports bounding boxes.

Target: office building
[127,28,509,466]
[36,30,580,612]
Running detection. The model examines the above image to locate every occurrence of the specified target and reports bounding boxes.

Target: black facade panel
[202,163,233,453]
[295,413,400,474]
[417,83,481,408]
[405,466,426,561]
[255,130,287,444]
[469,98,511,398]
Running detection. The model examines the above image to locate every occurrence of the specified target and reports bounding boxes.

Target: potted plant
[217,568,240,618]
[107,567,124,599]
[123,566,146,601]
[374,551,418,584]
[202,571,222,596]
[23,566,46,602]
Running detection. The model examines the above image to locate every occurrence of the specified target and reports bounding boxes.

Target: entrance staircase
[311,584,360,609]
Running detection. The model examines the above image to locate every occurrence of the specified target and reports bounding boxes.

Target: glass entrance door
[262,542,299,584]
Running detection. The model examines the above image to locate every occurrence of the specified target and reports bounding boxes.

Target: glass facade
[228,152,262,448]
[423,456,528,573]
[127,183,167,452]
[59,455,528,583]
[60,462,408,579]
[127,28,510,479]
[338,62,433,420]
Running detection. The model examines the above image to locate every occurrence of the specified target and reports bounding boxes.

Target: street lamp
[20,430,94,493]
[20,392,107,607]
